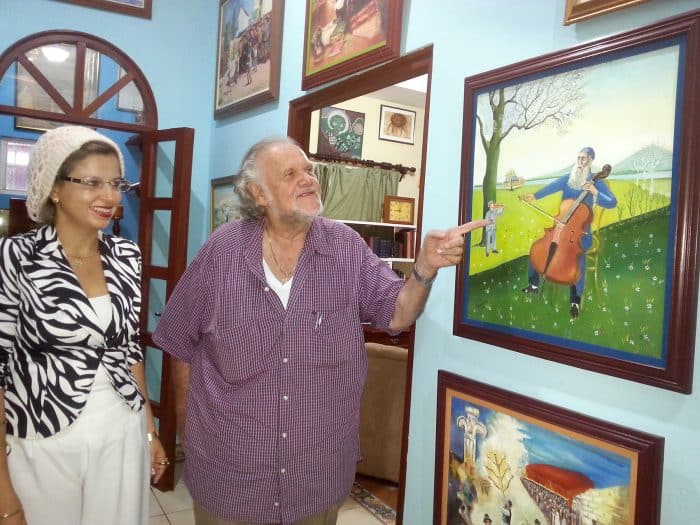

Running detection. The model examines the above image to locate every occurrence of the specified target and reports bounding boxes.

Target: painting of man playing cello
[453,14,700,393]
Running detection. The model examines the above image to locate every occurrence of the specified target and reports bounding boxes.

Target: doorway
[288,45,432,523]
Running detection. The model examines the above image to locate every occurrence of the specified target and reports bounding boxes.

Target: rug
[349,482,397,525]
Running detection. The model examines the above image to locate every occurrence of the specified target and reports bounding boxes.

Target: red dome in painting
[525,464,594,501]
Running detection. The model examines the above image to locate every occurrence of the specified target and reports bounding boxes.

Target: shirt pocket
[310,306,361,367]
[211,319,272,385]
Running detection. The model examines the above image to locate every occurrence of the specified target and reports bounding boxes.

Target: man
[153,137,489,525]
[484,200,504,256]
[501,500,512,525]
[520,147,617,318]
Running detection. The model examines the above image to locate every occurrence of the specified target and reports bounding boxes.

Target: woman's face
[51,153,122,232]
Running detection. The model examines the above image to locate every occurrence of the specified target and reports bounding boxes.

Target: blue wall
[2,1,699,523]
[0,0,217,256]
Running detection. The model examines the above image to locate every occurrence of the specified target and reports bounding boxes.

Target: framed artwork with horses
[453,10,700,393]
[434,370,664,525]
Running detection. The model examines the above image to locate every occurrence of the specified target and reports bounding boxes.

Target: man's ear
[247,182,267,207]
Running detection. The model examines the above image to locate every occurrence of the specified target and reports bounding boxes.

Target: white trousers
[7,367,150,525]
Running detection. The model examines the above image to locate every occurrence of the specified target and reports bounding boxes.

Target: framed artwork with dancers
[434,370,664,525]
[301,0,403,90]
[214,0,284,118]
[453,10,700,393]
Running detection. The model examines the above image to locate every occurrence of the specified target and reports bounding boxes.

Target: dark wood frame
[564,0,651,25]
[301,0,403,90]
[378,104,416,144]
[453,10,700,393]
[434,370,664,525]
[214,0,284,119]
[382,195,415,225]
[289,46,433,524]
[60,0,152,19]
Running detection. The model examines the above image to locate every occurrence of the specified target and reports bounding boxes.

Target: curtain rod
[307,152,416,176]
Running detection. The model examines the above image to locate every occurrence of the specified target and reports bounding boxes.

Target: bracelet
[412,265,436,287]
[147,432,159,443]
[0,507,22,519]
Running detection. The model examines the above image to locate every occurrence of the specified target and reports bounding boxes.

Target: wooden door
[136,127,194,491]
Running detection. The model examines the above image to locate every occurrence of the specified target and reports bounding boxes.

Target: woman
[0,126,167,524]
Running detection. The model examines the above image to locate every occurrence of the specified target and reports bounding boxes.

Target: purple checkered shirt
[153,217,404,523]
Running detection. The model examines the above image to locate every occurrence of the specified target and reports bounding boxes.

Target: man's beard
[567,165,591,190]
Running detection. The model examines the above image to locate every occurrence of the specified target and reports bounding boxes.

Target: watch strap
[412,265,436,287]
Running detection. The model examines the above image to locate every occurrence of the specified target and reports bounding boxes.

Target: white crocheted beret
[26,125,125,222]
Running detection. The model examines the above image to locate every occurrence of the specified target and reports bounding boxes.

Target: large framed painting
[564,0,651,25]
[301,0,403,90]
[214,0,284,119]
[210,175,241,233]
[316,106,365,159]
[453,11,700,393]
[435,370,664,525]
[59,0,152,18]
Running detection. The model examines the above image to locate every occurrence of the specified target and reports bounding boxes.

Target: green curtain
[314,162,401,222]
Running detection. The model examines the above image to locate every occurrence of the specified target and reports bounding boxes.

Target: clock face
[390,201,412,222]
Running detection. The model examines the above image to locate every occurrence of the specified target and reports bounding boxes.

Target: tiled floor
[150,464,393,525]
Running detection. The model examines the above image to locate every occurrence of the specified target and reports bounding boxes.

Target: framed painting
[59,0,152,19]
[316,106,365,159]
[453,10,700,393]
[434,370,664,525]
[214,0,284,119]
[378,104,416,144]
[302,0,403,90]
[210,175,241,233]
[564,0,651,25]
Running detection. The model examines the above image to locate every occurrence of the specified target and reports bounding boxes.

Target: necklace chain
[64,247,100,269]
[265,229,294,283]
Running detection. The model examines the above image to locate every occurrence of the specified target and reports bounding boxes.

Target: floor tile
[339,496,362,511]
[167,508,195,525]
[150,489,165,517]
[149,516,170,525]
[152,479,193,514]
[337,505,381,524]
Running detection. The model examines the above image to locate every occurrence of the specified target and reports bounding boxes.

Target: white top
[262,259,292,309]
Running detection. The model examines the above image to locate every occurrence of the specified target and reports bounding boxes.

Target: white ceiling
[367,74,427,109]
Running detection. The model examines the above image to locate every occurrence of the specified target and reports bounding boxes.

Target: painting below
[435,371,664,525]
[316,106,365,159]
[454,11,700,392]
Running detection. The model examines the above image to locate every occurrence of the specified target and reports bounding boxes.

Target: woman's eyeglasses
[59,176,132,192]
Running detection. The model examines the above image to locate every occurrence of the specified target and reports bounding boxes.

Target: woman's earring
[52,197,59,204]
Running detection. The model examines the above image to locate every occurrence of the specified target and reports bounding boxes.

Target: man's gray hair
[234,136,302,220]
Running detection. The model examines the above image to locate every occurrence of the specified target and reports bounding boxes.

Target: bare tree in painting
[484,449,514,499]
[475,71,586,243]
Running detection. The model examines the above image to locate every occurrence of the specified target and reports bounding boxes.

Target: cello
[522,164,611,286]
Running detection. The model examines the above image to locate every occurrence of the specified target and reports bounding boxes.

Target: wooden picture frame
[453,10,700,393]
[378,104,416,144]
[301,0,403,90]
[564,0,651,25]
[59,0,152,19]
[435,370,664,525]
[382,195,415,225]
[210,175,241,233]
[214,0,284,119]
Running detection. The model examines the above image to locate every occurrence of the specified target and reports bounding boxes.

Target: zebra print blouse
[0,225,145,438]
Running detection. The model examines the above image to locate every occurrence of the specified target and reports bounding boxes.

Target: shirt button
[281,432,287,438]
[282,357,289,363]
[273,502,280,507]
[264,286,270,292]
[282,395,289,401]
[281,468,286,473]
